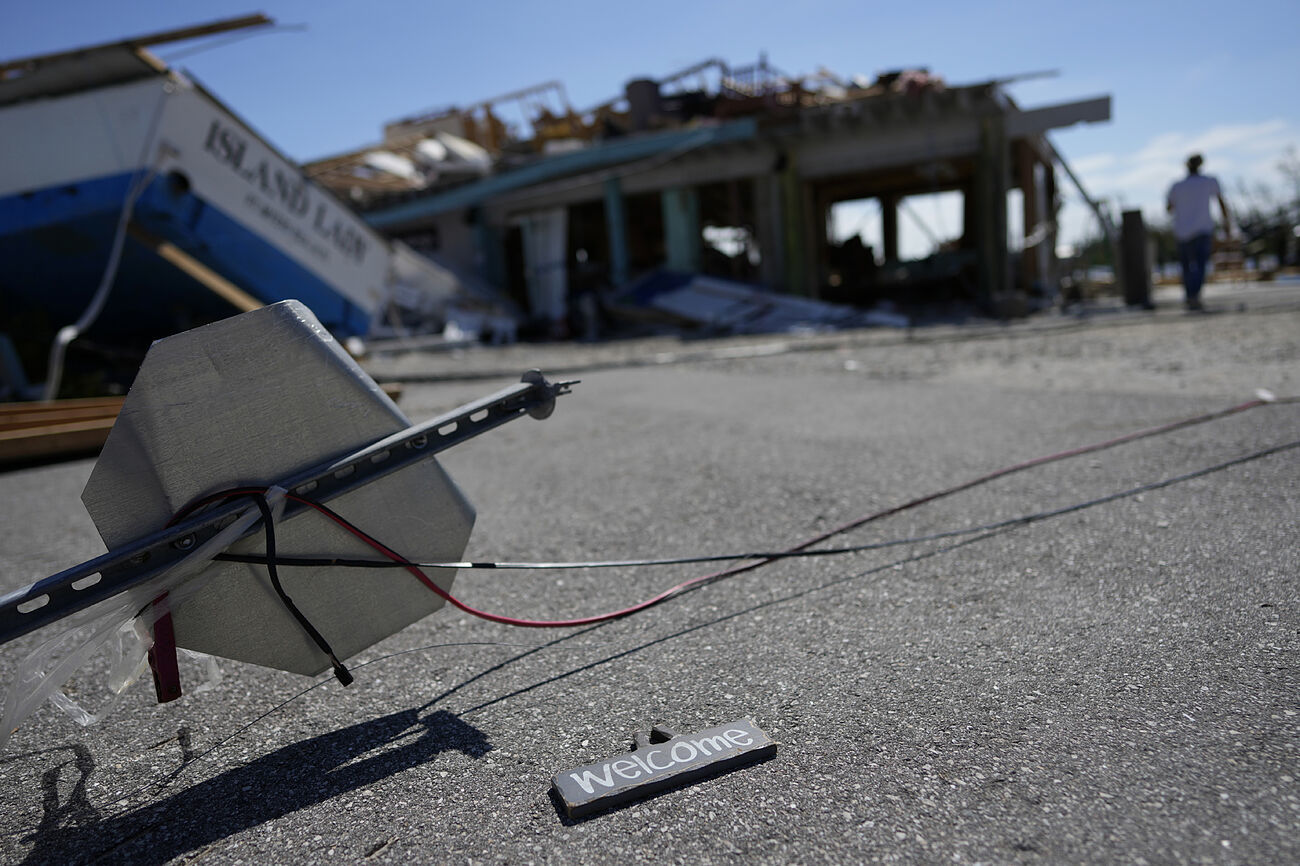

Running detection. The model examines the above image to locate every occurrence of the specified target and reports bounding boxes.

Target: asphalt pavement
[1,281,1297,864]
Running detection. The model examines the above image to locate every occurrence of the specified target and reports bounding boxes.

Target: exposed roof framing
[0,14,272,107]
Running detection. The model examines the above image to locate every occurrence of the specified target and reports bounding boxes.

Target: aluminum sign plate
[552,719,778,819]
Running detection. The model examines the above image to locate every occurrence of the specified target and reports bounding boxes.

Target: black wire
[29,435,1296,825]
[215,438,1300,574]
[244,495,353,686]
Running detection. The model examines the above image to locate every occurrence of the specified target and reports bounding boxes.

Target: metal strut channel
[0,370,576,645]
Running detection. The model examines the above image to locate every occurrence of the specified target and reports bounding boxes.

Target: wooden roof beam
[0,13,273,76]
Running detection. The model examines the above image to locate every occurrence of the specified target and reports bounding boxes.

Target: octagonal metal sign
[81,301,475,676]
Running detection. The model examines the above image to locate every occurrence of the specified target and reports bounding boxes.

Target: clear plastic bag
[0,488,283,748]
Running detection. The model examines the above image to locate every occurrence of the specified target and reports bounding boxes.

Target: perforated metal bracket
[0,370,576,644]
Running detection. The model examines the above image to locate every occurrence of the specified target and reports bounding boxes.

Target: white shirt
[1167,174,1222,241]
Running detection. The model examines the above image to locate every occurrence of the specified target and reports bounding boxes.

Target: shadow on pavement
[20,709,490,865]
[16,527,1010,858]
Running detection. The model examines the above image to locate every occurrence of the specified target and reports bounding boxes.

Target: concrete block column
[603,178,630,286]
[881,194,900,263]
[975,116,1010,305]
[661,186,701,272]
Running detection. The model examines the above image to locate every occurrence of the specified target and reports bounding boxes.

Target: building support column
[754,174,785,289]
[1018,141,1041,291]
[961,181,977,251]
[1043,161,1059,293]
[881,194,900,262]
[476,217,504,290]
[661,186,701,272]
[727,179,745,279]
[975,115,1010,307]
[603,178,630,287]
[806,187,829,298]
[779,153,811,294]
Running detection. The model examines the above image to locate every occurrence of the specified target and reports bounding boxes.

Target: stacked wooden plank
[0,397,125,465]
[1,384,403,466]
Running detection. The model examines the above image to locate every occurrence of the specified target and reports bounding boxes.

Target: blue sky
[4,0,1297,256]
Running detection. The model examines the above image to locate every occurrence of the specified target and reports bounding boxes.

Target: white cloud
[1057,119,1299,244]
[1188,120,1288,155]
[1132,132,1188,166]
[834,119,1297,258]
[1069,153,1117,174]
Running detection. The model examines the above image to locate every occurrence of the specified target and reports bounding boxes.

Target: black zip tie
[244,494,353,686]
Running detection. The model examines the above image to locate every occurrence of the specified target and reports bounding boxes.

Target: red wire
[173,397,1272,630]
[176,487,702,627]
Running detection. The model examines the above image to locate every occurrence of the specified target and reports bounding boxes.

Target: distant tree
[1278,146,1300,205]
[1072,231,1112,269]
[1147,219,1177,269]
[1231,147,1299,269]
[1278,146,1300,266]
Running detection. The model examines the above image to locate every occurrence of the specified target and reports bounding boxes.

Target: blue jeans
[1177,233,1212,302]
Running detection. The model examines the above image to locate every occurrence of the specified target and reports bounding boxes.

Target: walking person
[1167,153,1232,311]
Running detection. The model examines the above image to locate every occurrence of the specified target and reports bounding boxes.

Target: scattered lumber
[0,397,124,464]
[0,385,403,466]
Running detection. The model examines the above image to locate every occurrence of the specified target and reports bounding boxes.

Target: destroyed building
[0,15,505,400]
[307,59,1110,332]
